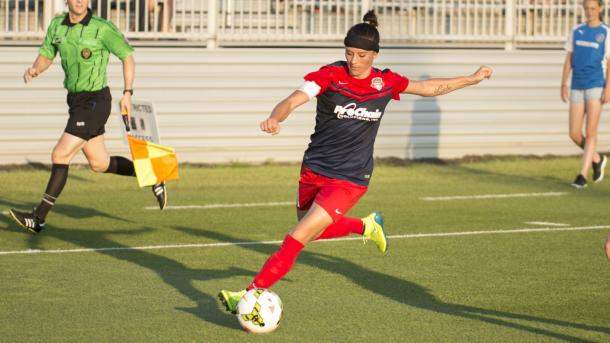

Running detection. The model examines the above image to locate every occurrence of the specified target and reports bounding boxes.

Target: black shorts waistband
[67,86,110,97]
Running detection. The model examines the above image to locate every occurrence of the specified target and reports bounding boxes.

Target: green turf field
[0,157,609,342]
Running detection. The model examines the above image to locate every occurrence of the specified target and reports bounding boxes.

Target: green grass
[0,157,609,342]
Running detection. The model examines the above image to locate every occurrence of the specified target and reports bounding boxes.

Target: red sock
[315,216,364,240]
[248,234,304,290]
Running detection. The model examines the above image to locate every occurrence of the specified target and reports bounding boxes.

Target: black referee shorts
[65,87,112,141]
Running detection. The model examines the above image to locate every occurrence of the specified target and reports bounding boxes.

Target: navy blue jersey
[566,23,610,89]
[299,61,409,186]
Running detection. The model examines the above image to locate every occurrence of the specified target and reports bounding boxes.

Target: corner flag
[127,135,178,187]
[121,105,178,187]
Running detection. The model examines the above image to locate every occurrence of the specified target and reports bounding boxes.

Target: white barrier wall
[0,47,606,165]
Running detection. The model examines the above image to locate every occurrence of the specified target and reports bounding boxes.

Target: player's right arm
[23,55,54,84]
[261,66,330,135]
[25,17,59,84]
[260,90,310,135]
[561,26,575,103]
[560,52,572,103]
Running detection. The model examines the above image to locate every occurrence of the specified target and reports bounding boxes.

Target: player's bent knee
[89,160,109,173]
[584,131,598,140]
[569,132,582,144]
[51,148,71,164]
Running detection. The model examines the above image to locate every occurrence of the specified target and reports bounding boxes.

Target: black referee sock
[105,156,136,177]
[34,164,69,221]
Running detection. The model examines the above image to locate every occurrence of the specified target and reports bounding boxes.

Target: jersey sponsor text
[334,103,382,121]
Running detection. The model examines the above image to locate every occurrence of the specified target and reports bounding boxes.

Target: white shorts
[570,87,603,103]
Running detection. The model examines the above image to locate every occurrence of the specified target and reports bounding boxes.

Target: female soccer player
[218,10,492,312]
[561,0,609,188]
[9,0,166,234]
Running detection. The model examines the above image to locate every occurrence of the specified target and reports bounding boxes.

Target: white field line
[146,192,568,210]
[422,192,567,201]
[0,225,608,256]
[143,201,294,210]
[525,221,570,227]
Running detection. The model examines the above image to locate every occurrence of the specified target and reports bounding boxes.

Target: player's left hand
[602,88,610,104]
[472,66,493,84]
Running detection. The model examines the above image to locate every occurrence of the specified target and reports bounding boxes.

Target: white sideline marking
[0,225,608,256]
[525,221,570,227]
[422,192,567,201]
[143,201,294,210]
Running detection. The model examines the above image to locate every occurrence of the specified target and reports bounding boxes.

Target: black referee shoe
[571,174,587,189]
[8,208,45,234]
[592,155,607,183]
[152,182,167,210]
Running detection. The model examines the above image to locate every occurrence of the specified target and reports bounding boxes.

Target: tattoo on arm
[432,84,452,96]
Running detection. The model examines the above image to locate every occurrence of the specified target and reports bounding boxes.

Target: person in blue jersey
[561,0,609,188]
[218,10,493,313]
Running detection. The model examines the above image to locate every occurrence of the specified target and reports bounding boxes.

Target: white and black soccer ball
[236,288,283,333]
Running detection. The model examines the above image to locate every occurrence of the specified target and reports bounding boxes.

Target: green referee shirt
[39,9,134,93]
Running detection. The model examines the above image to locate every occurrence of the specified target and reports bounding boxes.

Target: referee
[9,0,167,234]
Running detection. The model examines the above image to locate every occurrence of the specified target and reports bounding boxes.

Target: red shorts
[297,166,368,222]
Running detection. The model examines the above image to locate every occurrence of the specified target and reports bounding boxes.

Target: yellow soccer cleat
[362,212,388,254]
[218,289,246,314]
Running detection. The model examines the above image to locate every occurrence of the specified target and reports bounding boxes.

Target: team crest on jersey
[81,48,92,60]
[52,37,63,44]
[596,33,606,43]
[371,77,384,91]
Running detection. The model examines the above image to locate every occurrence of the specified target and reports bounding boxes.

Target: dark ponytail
[344,10,380,52]
[363,10,379,28]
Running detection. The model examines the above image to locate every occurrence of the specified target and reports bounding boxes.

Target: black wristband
[123,89,133,95]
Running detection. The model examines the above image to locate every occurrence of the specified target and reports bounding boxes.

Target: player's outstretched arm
[404,65,492,97]
[260,90,310,135]
[23,55,53,84]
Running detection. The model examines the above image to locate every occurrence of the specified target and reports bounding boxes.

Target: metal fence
[0,0,607,48]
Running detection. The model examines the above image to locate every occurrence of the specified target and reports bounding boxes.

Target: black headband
[344,34,379,52]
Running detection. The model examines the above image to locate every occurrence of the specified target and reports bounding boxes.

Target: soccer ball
[236,288,283,333]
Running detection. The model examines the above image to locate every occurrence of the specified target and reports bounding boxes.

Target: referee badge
[371,77,384,91]
[81,48,92,60]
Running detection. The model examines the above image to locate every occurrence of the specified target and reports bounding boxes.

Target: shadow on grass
[1,203,252,330]
[178,226,610,342]
[0,197,129,231]
[425,161,568,189]
[25,161,91,182]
